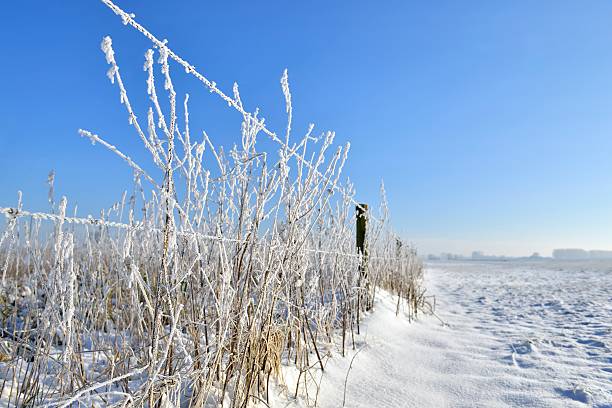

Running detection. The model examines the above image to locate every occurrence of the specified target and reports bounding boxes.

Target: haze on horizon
[415,239,612,259]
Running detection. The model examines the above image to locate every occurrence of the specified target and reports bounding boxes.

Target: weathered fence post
[356,203,369,334]
[356,203,368,258]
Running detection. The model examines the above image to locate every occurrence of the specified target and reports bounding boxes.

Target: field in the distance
[422,260,611,407]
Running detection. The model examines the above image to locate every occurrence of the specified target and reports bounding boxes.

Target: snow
[274,260,611,407]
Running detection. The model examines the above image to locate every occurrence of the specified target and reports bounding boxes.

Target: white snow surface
[272,260,611,407]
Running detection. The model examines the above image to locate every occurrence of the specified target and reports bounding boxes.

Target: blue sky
[2,1,612,256]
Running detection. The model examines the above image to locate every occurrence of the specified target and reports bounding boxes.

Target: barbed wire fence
[0,2,426,406]
[0,207,408,262]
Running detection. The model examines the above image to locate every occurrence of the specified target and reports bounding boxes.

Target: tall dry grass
[0,2,426,406]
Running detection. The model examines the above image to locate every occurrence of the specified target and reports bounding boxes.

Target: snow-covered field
[294,260,611,407]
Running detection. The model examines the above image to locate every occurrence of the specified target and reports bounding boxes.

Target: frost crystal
[101,36,115,65]
[106,66,117,84]
[144,50,155,96]
[121,13,135,25]
[281,69,291,113]
[143,49,154,72]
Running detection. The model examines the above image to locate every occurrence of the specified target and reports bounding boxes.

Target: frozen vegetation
[1,2,609,408]
[0,1,424,407]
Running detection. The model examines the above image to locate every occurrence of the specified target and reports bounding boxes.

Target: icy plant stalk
[61,233,75,379]
[0,3,425,407]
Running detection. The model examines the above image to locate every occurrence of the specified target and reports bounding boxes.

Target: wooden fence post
[355,203,368,260]
[355,203,369,334]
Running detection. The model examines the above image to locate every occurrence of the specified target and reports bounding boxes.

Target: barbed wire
[1,2,411,262]
[0,207,406,262]
[99,0,386,226]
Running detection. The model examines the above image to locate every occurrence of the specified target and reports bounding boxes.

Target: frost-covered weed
[0,1,425,407]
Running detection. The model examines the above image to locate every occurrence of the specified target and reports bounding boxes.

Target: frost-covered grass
[0,1,424,407]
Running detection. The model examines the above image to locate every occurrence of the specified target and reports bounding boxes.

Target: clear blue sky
[2,1,612,256]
